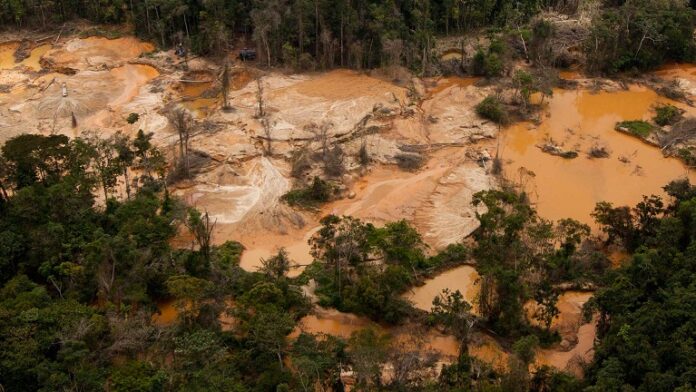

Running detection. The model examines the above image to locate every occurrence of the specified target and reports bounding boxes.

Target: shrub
[395,153,425,171]
[615,120,653,138]
[653,104,681,126]
[476,96,507,124]
[484,53,504,77]
[126,112,140,124]
[281,176,333,208]
[471,49,486,75]
[471,39,507,77]
[358,139,370,166]
[472,50,504,77]
[488,38,506,55]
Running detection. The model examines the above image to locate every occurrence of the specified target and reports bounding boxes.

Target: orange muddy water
[292,307,461,359]
[153,298,236,329]
[0,42,19,69]
[238,228,317,278]
[654,63,696,81]
[152,299,179,326]
[404,265,480,313]
[427,76,479,96]
[500,86,695,225]
[526,291,596,376]
[20,44,52,71]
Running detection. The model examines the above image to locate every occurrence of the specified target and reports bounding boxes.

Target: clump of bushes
[395,153,425,171]
[281,176,334,208]
[476,96,507,124]
[471,38,506,77]
[653,104,682,126]
[615,120,653,138]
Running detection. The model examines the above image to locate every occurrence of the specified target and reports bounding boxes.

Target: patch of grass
[653,104,681,126]
[615,120,653,138]
[281,176,334,208]
[476,96,508,124]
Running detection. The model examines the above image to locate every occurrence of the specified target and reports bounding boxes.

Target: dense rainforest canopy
[1,0,696,73]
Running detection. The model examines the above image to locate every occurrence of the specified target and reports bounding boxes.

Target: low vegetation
[471,39,507,77]
[653,104,682,126]
[476,96,508,125]
[615,120,653,138]
[281,176,335,208]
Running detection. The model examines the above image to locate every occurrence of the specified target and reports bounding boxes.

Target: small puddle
[428,77,480,97]
[152,299,179,326]
[526,291,592,332]
[441,49,463,62]
[20,44,51,71]
[291,307,374,339]
[180,78,217,114]
[500,86,695,225]
[0,42,19,69]
[403,265,480,313]
[181,80,212,98]
[536,318,597,376]
[527,291,596,376]
[239,227,317,278]
[183,97,218,114]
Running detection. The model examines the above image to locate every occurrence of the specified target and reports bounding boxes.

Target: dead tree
[186,210,217,262]
[221,63,231,109]
[167,107,193,177]
[255,77,265,118]
[255,78,273,155]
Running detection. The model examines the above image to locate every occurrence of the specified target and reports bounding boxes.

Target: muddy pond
[501,86,696,225]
